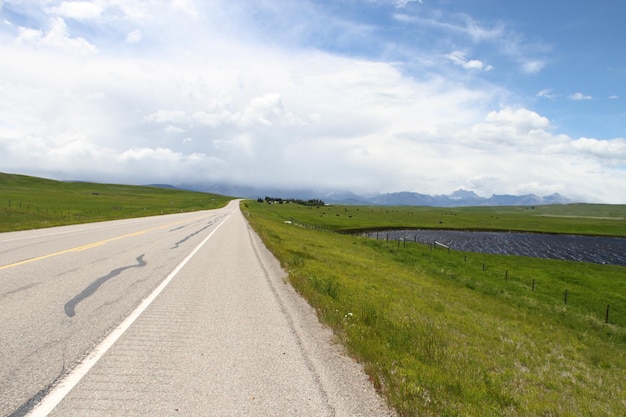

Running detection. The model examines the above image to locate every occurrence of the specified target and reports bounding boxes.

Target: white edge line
[26,213,232,417]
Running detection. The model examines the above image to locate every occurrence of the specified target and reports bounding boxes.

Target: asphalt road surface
[0,201,393,416]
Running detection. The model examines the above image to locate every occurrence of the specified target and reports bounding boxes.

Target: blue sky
[0,0,625,203]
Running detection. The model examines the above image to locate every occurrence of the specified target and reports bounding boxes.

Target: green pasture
[0,172,232,232]
[243,200,626,416]
[257,201,626,237]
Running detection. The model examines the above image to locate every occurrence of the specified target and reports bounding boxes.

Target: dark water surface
[366,230,626,266]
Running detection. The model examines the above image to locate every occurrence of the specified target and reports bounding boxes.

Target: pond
[364,229,626,266]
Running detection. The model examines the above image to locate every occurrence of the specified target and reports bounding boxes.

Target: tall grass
[244,201,626,416]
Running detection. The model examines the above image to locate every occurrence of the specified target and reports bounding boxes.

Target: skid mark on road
[1,282,40,301]
[64,255,147,318]
[171,222,213,249]
[170,214,228,249]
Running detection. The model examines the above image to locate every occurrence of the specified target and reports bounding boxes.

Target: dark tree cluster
[258,196,325,206]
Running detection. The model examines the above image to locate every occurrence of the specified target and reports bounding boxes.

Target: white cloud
[240,93,302,127]
[16,17,97,55]
[445,50,493,71]
[170,0,199,19]
[537,88,556,100]
[570,137,626,167]
[144,110,189,124]
[395,11,549,75]
[515,181,564,196]
[125,29,142,44]
[394,12,504,43]
[118,147,200,163]
[165,125,185,134]
[16,26,42,43]
[189,94,302,128]
[484,108,550,131]
[49,1,104,20]
[192,110,236,128]
[568,92,592,101]
[521,60,545,74]
[395,0,423,6]
[461,15,505,43]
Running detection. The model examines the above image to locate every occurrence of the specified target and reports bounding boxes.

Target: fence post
[606,304,610,324]
[532,279,536,291]
[482,263,485,272]
[505,270,508,280]
[564,289,568,305]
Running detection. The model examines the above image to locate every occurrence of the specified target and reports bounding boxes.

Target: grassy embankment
[0,172,233,232]
[243,201,626,416]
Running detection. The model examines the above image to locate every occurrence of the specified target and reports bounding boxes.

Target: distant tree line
[257,196,325,206]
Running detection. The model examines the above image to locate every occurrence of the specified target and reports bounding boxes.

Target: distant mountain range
[176,183,574,207]
[355,190,572,207]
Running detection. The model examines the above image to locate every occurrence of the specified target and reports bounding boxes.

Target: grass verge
[243,200,626,416]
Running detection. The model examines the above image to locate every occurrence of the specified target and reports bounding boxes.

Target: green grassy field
[0,172,233,232]
[243,200,626,416]
[253,202,626,237]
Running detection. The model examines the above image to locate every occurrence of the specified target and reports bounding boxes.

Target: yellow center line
[0,215,207,271]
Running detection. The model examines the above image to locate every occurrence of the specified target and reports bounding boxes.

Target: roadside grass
[0,172,232,232]
[243,201,626,416]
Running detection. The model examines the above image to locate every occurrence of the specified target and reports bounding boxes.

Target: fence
[362,232,620,326]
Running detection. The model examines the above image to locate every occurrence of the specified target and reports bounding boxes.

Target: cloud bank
[0,0,624,203]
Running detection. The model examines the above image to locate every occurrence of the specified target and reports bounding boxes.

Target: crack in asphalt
[64,254,147,318]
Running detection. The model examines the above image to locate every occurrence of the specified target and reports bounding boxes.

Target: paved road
[1,201,393,416]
